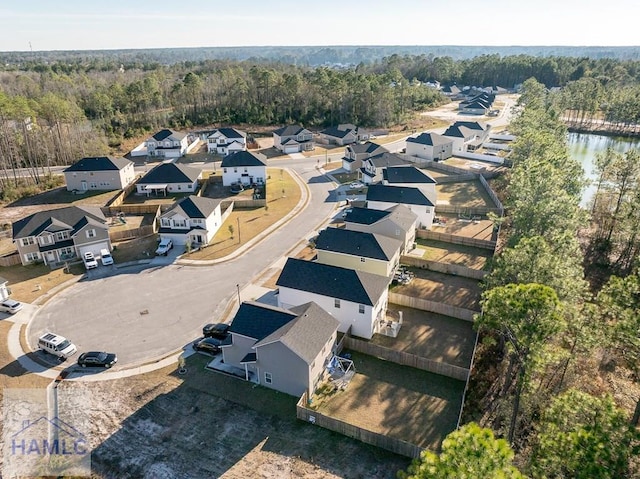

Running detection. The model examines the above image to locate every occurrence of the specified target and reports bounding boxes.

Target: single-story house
[12,206,111,267]
[273,125,314,153]
[276,257,391,340]
[344,205,418,254]
[63,156,136,192]
[315,227,402,278]
[319,124,370,146]
[221,301,339,397]
[221,151,267,187]
[359,152,410,184]
[158,195,223,247]
[135,163,202,196]
[405,132,453,162]
[206,128,247,155]
[366,184,435,230]
[382,166,437,203]
[342,142,387,173]
[145,129,189,159]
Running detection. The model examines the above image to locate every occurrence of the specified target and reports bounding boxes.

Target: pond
[567,132,640,207]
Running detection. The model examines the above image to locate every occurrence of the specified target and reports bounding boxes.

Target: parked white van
[100,248,114,266]
[38,332,77,359]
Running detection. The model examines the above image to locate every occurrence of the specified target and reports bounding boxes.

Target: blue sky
[2,0,639,52]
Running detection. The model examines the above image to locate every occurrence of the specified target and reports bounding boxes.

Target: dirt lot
[414,239,493,270]
[428,213,496,243]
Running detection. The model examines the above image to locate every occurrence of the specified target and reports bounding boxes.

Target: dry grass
[415,239,493,270]
[0,263,84,303]
[112,235,159,263]
[435,180,496,208]
[0,321,51,390]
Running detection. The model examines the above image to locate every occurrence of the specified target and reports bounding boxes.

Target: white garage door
[78,243,109,258]
[284,145,299,154]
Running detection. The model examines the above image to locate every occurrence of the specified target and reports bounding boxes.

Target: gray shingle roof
[366,152,409,168]
[163,195,221,219]
[320,126,354,138]
[64,156,132,172]
[343,207,390,225]
[443,125,477,138]
[406,132,451,146]
[138,163,201,184]
[229,301,298,341]
[254,302,339,365]
[276,258,390,306]
[347,141,385,155]
[214,127,246,139]
[273,125,309,137]
[12,206,107,238]
[383,166,436,185]
[151,129,186,141]
[366,184,434,207]
[315,227,401,261]
[220,151,266,168]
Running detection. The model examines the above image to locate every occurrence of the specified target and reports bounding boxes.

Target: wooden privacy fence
[297,391,425,459]
[105,177,142,208]
[435,203,502,216]
[345,336,470,381]
[400,255,487,280]
[416,229,496,251]
[435,173,478,183]
[478,174,504,215]
[0,252,21,267]
[102,204,163,216]
[109,224,156,242]
[389,292,478,322]
[220,198,266,209]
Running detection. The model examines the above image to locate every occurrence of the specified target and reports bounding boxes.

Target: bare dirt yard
[413,239,493,270]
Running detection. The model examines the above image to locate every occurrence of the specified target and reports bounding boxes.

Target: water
[566,132,640,208]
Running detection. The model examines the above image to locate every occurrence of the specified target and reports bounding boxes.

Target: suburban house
[63,156,136,192]
[221,301,340,397]
[344,205,418,254]
[273,125,314,153]
[382,166,437,204]
[220,151,267,187]
[443,121,491,153]
[342,141,387,173]
[12,206,111,267]
[459,92,494,115]
[441,84,462,98]
[145,129,189,159]
[359,152,410,184]
[135,163,202,196]
[405,132,453,162]
[158,195,223,247]
[314,227,402,278]
[206,128,247,155]
[366,184,435,230]
[0,277,10,301]
[319,124,369,146]
[276,257,391,340]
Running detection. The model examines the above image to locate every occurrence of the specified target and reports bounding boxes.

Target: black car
[77,351,117,368]
[202,323,230,339]
[192,337,224,355]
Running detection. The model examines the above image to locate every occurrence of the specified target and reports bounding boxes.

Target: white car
[0,299,23,314]
[155,238,173,256]
[83,251,98,269]
[349,181,364,189]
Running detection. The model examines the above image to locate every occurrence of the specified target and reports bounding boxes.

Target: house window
[174,220,186,228]
[334,299,340,309]
[234,167,238,173]
[244,167,248,173]
[59,246,74,257]
[21,237,35,246]
[86,229,96,238]
[359,304,365,314]
[25,252,39,262]
[177,185,182,190]
[264,372,272,384]
[223,168,227,173]
[161,219,171,227]
[55,231,68,241]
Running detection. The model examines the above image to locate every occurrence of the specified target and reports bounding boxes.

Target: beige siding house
[63,156,136,192]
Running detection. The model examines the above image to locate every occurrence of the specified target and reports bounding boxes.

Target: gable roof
[138,163,201,184]
[366,184,434,207]
[384,204,419,230]
[163,195,221,219]
[443,125,478,139]
[210,127,246,139]
[254,302,339,365]
[150,129,187,142]
[347,141,386,155]
[320,126,355,139]
[406,132,451,146]
[229,301,299,341]
[451,121,486,131]
[383,166,436,185]
[365,152,409,168]
[64,156,132,172]
[273,125,309,137]
[276,258,390,306]
[220,151,266,168]
[12,206,106,238]
[343,206,391,225]
[315,227,401,261]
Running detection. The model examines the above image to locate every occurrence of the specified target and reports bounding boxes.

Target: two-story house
[442,121,491,153]
[314,227,402,278]
[344,205,418,254]
[359,152,410,184]
[136,163,202,196]
[220,151,267,187]
[221,301,339,397]
[206,128,247,155]
[341,142,387,173]
[276,258,391,340]
[366,184,435,230]
[145,129,189,159]
[405,132,453,162]
[12,206,111,267]
[63,156,136,192]
[319,124,370,146]
[273,125,314,153]
[157,195,223,247]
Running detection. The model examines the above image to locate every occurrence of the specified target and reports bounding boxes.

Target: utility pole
[236,284,241,306]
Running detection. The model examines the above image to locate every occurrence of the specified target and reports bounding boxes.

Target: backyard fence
[109,224,156,242]
[389,292,478,322]
[102,204,163,216]
[434,173,478,183]
[297,391,425,459]
[416,229,497,251]
[434,203,502,216]
[344,336,470,382]
[0,252,21,267]
[105,177,142,208]
[400,255,487,280]
[478,174,504,215]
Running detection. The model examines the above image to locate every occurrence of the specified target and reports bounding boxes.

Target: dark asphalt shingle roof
[138,163,201,184]
[451,121,486,131]
[383,166,436,185]
[273,125,310,137]
[406,132,451,146]
[163,195,221,219]
[64,156,132,172]
[276,258,390,306]
[347,142,385,155]
[150,129,187,141]
[343,206,390,225]
[229,302,298,341]
[443,125,477,139]
[213,128,246,139]
[366,184,434,207]
[221,151,266,168]
[315,227,401,261]
[320,126,354,138]
[12,206,107,238]
[366,152,410,168]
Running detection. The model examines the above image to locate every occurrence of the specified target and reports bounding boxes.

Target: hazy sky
[2,0,639,52]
